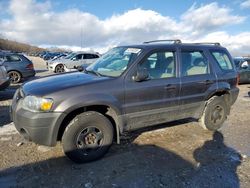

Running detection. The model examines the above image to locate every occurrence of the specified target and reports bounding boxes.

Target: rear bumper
[22,69,36,78]
[0,78,10,90]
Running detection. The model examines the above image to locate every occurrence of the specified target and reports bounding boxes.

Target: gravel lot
[0,56,250,188]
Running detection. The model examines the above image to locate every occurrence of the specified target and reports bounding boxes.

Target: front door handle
[164,84,176,90]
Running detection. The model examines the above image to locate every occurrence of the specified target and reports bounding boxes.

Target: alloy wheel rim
[9,72,20,83]
[56,65,64,72]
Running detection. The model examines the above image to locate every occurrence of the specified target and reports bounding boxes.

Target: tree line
[0,38,44,53]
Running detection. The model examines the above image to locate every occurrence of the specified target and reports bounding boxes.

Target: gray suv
[11,40,239,163]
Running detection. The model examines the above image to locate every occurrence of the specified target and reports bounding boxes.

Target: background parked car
[47,51,100,73]
[0,61,10,90]
[43,52,65,60]
[234,57,250,83]
[0,52,35,84]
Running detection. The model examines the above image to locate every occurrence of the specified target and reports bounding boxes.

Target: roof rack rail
[143,39,182,44]
[192,42,221,46]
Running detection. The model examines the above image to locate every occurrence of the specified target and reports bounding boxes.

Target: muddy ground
[0,57,250,188]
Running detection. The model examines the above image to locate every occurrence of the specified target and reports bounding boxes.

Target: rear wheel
[55,64,65,73]
[62,111,114,163]
[8,71,21,84]
[199,96,228,131]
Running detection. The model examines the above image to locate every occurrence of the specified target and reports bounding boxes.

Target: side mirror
[132,68,149,82]
[72,57,77,61]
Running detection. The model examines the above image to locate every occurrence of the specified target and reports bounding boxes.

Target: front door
[124,50,180,130]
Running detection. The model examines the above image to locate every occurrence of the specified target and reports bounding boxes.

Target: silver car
[0,61,10,90]
[46,52,100,73]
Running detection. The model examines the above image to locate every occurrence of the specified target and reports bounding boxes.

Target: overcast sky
[0,0,250,55]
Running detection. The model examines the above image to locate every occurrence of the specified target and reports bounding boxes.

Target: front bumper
[10,90,65,146]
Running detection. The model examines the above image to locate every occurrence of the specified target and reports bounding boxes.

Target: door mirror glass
[132,67,149,82]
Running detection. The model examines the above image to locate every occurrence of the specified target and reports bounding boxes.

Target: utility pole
[80,23,83,50]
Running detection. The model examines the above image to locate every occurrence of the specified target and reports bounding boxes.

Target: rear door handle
[199,80,213,85]
[164,84,176,90]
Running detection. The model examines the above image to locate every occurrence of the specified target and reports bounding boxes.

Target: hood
[51,58,69,64]
[22,72,110,96]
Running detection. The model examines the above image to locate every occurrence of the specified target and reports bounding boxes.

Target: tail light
[26,63,34,70]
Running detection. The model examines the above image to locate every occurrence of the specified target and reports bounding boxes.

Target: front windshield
[86,47,142,77]
[65,53,76,59]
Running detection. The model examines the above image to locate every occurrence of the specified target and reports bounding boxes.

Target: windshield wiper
[84,69,102,77]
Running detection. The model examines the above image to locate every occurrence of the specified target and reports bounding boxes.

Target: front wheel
[62,111,114,163]
[199,96,228,131]
[55,64,65,73]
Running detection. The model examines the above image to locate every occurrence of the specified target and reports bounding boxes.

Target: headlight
[23,96,53,112]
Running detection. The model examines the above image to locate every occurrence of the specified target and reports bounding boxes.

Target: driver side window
[139,51,175,79]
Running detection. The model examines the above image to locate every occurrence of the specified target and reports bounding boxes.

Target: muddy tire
[62,111,114,163]
[199,96,228,131]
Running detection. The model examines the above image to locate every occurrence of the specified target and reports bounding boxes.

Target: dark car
[0,52,36,84]
[11,40,239,163]
[233,57,250,83]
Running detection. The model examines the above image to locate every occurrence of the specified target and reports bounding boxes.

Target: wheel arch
[57,104,123,144]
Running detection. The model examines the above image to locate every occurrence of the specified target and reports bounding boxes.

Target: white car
[47,52,100,73]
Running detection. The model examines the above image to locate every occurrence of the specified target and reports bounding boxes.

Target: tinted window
[181,51,209,76]
[212,51,233,70]
[6,55,21,62]
[74,54,83,60]
[139,51,175,79]
[84,54,99,59]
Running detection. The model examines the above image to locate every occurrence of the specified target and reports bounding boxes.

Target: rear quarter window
[211,51,233,71]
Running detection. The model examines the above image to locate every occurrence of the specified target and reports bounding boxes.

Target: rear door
[84,54,99,65]
[124,48,180,130]
[3,54,23,72]
[179,47,217,118]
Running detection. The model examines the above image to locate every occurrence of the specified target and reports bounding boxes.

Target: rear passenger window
[84,54,99,59]
[6,55,21,62]
[181,51,209,76]
[211,51,233,70]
